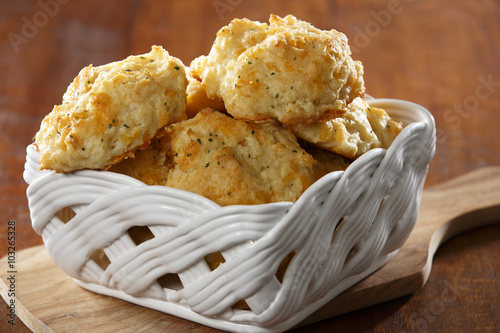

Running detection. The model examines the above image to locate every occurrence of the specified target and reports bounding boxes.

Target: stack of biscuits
[34,15,403,207]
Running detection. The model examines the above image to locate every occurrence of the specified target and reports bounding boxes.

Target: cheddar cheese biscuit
[190,15,365,124]
[165,109,315,206]
[365,104,404,148]
[290,98,403,159]
[304,144,352,181]
[35,46,187,172]
[186,67,225,118]
[108,136,170,186]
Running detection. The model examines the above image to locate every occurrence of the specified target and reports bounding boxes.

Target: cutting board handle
[421,166,500,257]
[399,166,500,296]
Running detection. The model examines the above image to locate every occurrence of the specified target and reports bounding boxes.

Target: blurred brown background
[1,0,499,332]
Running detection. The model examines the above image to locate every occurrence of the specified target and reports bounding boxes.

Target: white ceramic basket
[24,98,435,332]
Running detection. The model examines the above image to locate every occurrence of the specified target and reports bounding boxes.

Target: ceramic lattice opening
[55,207,76,223]
[157,273,183,291]
[331,217,346,244]
[127,225,155,245]
[204,251,225,270]
[90,248,111,270]
[275,251,296,283]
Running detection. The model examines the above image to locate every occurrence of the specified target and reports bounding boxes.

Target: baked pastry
[164,109,315,206]
[365,104,404,148]
[185,68,225,118]
[289,97,403,159]
[304,144,352,181]
[34,45,187,173]
[190,14,365,125]
[107,136,170,186]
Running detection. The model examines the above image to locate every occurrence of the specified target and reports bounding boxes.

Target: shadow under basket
[24,98,436,332]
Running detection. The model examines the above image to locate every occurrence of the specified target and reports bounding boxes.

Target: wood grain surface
[1,0,499,332]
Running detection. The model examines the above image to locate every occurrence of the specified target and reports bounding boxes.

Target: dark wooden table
[1,0,499,332]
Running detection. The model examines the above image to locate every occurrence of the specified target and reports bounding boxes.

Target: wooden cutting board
[2,167,500,333]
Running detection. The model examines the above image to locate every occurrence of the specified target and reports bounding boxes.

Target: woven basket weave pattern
[25,98,435,332]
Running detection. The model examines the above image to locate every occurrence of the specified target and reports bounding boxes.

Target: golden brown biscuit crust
[186,68,225,119]
[35,46,187,173]
[303,144,352,181]
[165,109,315,206]
[365,105,404,148]
[289,98,403,159]
[108,136,170,186]
[191,15,365,125]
